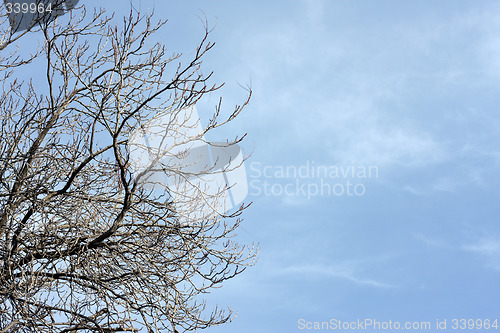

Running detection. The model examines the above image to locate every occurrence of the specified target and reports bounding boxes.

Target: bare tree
[0,3,256,332]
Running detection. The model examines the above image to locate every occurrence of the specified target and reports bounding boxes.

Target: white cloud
[229,3,458,169]
[403,142,500,195]
[287,92,448,168]
[462,3,500,81]
[276,259,396,289]
[327,119,446,168]
[413,233,447,249]
[211,0,500,202]
[463,239,500,272]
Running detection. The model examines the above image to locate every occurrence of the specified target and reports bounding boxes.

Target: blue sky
[152,1,500,332]
[107,1,500,332]
[22,0,500,331]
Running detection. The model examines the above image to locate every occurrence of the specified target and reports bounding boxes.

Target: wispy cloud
[276,259,397,289]
[463,238,500,272]
[413,233,447,249]
[227,2,458,169]
[403,143,500,195]
[226,1,500,181]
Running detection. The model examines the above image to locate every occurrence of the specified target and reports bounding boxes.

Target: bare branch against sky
[0,2,256,332]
